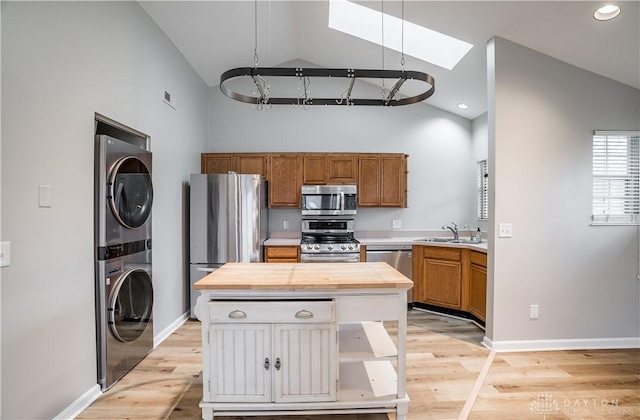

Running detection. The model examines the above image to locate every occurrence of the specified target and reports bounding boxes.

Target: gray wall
[487,37,640,346]
[208,85,480,234]
[1,2,208,419]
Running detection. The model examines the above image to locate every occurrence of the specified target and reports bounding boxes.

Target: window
[592,131,640,225]
[477,159,488,220]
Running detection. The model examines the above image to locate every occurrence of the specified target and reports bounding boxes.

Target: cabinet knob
[228,309,247,319]
[275,357,281,371]
[295,309,314,319]
[264,357,270,371]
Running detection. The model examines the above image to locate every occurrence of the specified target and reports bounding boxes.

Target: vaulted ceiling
[139,1,639,119]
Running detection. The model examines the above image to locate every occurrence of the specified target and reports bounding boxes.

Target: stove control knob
[306,244,313,250]
[328,245,333,250]
[341,245,347,250]
[314,244,320,250]
[348,244,354,250]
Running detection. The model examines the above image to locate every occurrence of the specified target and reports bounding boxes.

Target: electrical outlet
[530,304,539,319]
[498,223,512,238]
[392,219,401,229]
[283,220,289,230]
[1,242,10,268]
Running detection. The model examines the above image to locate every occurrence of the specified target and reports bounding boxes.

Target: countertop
[265,236,488,253]
[194,262,414,290]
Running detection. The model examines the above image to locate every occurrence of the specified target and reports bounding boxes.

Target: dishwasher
[365,244,413,304]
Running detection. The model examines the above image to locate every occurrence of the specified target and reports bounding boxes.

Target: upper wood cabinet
[269,154,302,207]
[303,154,327,185]
[358,154,407,207]
[201,153,268,178]
[235,154,268,178]
[202,154,233,174]
[202,152,407,208]
[327,154,358,184]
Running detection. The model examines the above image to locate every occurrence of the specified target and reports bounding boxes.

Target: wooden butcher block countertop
[194,262,413,290]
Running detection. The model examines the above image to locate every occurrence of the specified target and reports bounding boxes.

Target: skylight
[328,0,473,70]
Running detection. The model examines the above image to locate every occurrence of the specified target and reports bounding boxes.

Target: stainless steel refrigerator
[189,173,268,317]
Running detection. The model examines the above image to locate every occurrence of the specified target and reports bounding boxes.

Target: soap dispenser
[475,228,482,242]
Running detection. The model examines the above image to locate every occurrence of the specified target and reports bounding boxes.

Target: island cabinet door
[273,323,337,403]
[207,324,272,403]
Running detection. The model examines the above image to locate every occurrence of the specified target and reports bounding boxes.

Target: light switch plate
[498,223,512,238]
[1,242,10,267]
[392,219,401,229]
[38,185,52,208]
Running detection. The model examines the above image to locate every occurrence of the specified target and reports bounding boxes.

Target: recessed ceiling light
[457,103,469,110]
[594,5,621,21]
[328,0,473,70]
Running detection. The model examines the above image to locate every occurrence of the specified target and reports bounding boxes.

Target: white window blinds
[477,159,488,220]
[592,131,640,225]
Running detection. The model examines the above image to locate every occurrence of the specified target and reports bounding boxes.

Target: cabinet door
[273,323,337,403]
[468,264,487,321]
[235,154,268,178]
[201,154,233,174]
[327,154,358,184]
[358,155,380,207]
[423,259,462,309]
[303,154,327,185]
[269,154,302,207]
[380,155,407,207]
[208,324,271,403]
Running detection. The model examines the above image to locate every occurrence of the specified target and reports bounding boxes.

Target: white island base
[194,263,413,420]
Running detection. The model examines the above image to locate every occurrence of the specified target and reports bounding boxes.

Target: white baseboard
[483,336,640,352]
[53,384,101,420]
[154,311,190,348]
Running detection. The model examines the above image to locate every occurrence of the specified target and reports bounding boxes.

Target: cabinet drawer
[209,301,335,323]
[423,247,461,261]
[470,251,487,267]
[266,246,299,259]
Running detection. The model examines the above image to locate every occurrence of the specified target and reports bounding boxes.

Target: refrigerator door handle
[196,267,218,273]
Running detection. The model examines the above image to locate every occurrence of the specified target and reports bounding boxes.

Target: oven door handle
[340,192,344,213]
[301,254,360,263]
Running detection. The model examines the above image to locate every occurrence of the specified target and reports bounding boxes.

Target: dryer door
[109,156,153,229]
[108,268,153,343]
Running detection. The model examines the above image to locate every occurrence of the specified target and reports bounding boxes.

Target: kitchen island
[194,262,413,419]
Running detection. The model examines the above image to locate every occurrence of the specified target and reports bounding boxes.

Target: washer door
[108,268,153,343]
[109,156,153,229]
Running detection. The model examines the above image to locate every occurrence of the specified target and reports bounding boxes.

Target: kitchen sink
[421,237,453,242]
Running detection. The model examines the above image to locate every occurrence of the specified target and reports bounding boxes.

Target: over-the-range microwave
[301,185,357,216]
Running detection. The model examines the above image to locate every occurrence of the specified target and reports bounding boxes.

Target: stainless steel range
[300,219,360,263]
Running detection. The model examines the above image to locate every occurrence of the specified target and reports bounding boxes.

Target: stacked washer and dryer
[95,134,154,390]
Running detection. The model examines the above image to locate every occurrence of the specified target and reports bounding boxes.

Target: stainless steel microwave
[301,185,357,216]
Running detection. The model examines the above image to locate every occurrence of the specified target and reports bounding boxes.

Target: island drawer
[208,300,335,323]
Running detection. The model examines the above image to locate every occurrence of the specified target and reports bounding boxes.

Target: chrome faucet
[442,222,459,240]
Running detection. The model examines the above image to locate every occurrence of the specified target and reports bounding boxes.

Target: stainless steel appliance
[96,249,153,390]
[95,134,154,391]
[189,173,268,317]
[300,219,360,263]
[365,245,413,304]
[301,185,357,216]
[96,135,153,247]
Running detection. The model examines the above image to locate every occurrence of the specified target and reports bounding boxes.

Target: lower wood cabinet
[205,301,337,404]
[413,245,487,321]
[265,246,300,263]
[421,247,462,309]
[467,251,487,321]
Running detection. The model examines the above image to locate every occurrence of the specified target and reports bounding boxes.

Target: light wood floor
[77,310,639,419]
